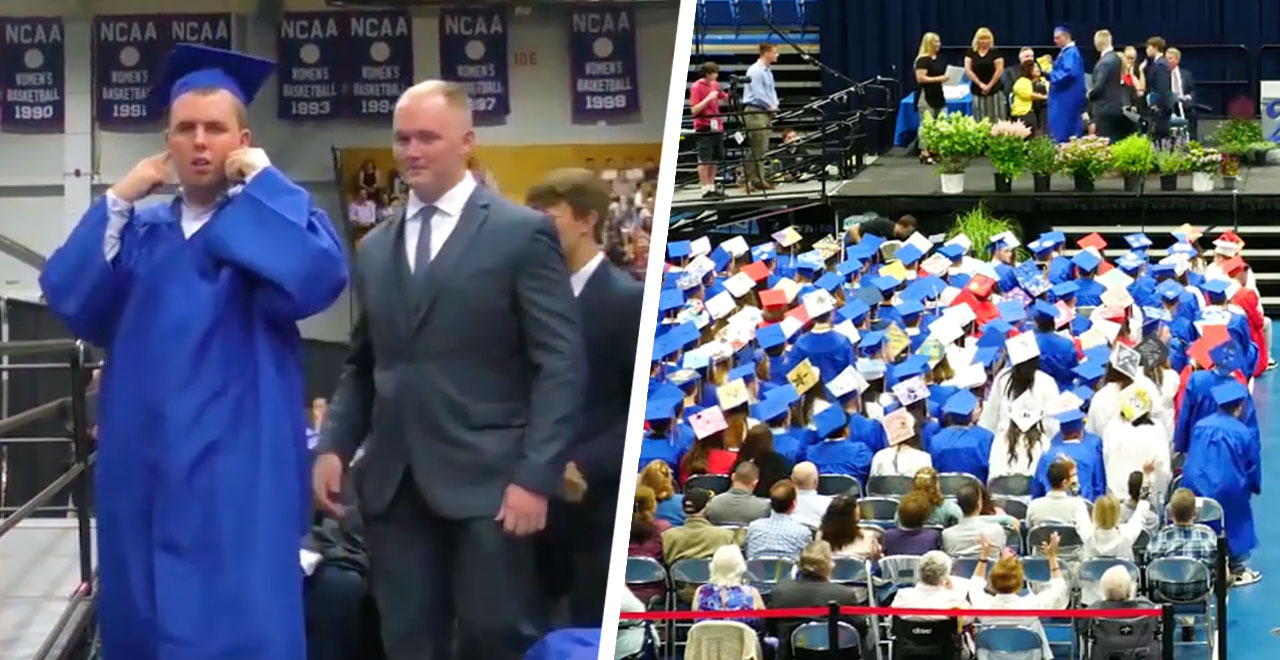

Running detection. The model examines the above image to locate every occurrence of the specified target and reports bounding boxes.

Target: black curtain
[821,0,1273,116]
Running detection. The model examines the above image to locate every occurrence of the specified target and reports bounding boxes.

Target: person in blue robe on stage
[1031,301,1077,391]
[804,404,874,486]
[1032,408,1107,500]
[929,390,995,484]
[1181,380,1262,585]
[1174,342,1257,454]
[1046,25,1087,142]
[39,45,347,660]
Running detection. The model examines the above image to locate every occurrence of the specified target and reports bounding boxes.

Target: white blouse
[870,445,933,478]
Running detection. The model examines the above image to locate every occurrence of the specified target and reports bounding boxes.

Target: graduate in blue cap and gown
[754,385,808,465]
[1180,380,1262,584]
[1032,407,1106,500]
[1173,340,1256,454]
[1070,250,1105,307]
[1198,280,1259,375]
[804,402,875,485]
[1031,300,1077,391]
[39,44,347,660]
[639,394,686,473]
[929,390,995,484]
[1046,24,1087,142]
[790,293,856,382]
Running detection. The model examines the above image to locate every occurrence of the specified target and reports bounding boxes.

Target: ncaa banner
[346,11,412,119]
[94,14,232,128]
[568,7,639,121]
[438,8,509,122]
[0,17,64,133]
[277,12,343,120]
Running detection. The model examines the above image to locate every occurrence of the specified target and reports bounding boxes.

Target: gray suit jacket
[320,183,585,519]
[1088,50,1127,118]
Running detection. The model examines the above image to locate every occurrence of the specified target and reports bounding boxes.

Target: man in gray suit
[1088,29,1130,142]
[313,80,585,660]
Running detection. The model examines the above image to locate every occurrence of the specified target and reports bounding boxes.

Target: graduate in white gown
[1101,384,1172,501]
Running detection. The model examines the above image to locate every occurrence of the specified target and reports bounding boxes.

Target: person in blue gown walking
[1046,24,1086,142]
[39,45,347,659]
[1181,381,1262,585]
[1032,408,1107,500]
[929,390,995,484]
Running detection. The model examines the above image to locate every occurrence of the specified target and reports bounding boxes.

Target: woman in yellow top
[1011,58,1049,134]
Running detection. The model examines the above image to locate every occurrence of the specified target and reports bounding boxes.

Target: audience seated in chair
[941,485,1006,557]
[890,551,971,622]
[1078,493,1150,561]
[966,533,1069,659]
[1026,459,1090,529]
[662,488,740,565]
[745,479,816,560]
[818,493,882,560]
[908,467,963,527]
[769,540,871,660]
[1085,566,1160,658]
[692,545,771,650]
[1145,488,1218,567]
[883,492,943,556]
[639,460,685,527]
[707,461,772,526]
[791,462,833,530]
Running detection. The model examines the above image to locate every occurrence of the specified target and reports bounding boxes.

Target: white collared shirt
[403,172,477,273]
[102,169,261,261]
[570,251,605,297]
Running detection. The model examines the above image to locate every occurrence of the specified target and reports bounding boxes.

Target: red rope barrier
[619,605,1163,621]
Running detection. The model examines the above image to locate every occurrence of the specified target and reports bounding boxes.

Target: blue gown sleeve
[38,196,132,347]
[1092,439,1107,500]
[1244,422,1262,495]
[1048,47,1082,85]
[202,166,348,323]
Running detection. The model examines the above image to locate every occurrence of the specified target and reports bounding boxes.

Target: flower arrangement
[1110,134,1155,177]
[1154,148,1189,175]
[1187,142,1222,174]
[986,120,1032,179]
[1026,136,1059,175]
[918,111,990,174]
[1221,155,1240,177]
[1056,135,1111,182]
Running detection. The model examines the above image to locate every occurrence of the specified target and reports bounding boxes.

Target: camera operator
[689,61,730,199]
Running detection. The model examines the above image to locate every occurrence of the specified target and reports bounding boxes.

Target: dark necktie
[413,205,437,275]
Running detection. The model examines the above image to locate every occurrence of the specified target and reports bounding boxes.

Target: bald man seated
[791,462,832,529]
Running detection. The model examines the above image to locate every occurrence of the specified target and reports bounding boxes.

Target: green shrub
[1027,136,1059,175]
[1154,148,1189,174]
[946,203,1027,262]
[918,111,990,174]
[1213,119,1262,151]
[1110,134,1155,176]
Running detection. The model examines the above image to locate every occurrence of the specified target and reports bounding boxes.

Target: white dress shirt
[102,170,263,261]
[403,172,477,274]
[348,200,377,227]
[1172,67,1185,116]
[570,251,605,297]
[792,489,831,529]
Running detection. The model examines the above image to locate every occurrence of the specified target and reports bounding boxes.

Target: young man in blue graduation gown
[1174,341,1256,454]
[1032,301,1077,391]
[1047,25,1087,142]
[804,404,874,486]
[1181,381,1262,585]
[39,45,347,659]
[1032,408,1107,500]
[929,390,995,484]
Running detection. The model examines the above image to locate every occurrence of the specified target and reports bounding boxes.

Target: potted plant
[919,111,990,194]
[1057,135,1111,192]
[986,120,1031,192]
[1110,134,1154,192]
[946,203,1026,261]
[1187,142,1221,192]
[1153,148,1188,191]
[1027,135,1057,192]
[1247,140,1276,166]
[1221,154,1241,190]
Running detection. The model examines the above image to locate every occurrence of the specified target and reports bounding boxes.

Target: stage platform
[0,518,95,659]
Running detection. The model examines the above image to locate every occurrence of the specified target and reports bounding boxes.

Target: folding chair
[1077,558,1140,606]
[937,473,982,497]
[993,497,1028,521]
[685,474,731,494]
[858,497,899,527]
[686,620,763,659]
[974,625,1043,659]
[819,473,862,497]
[746,556,796,597]
[1164,497,1225,536]
[890,615,961,660]
[792,621,862,659]
[987,475,1032,498]
[1146,557,1214,660]
[866,475,914,498]
[1027,523,1084,560]
[877,555,921,587]
[625,556,670,611]
[668,558,711,653]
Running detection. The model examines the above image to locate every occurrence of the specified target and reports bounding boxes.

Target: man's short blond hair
[396,79,472,118]
[1167,47,1182,61]
[1095,29,1113,50]
[798,540,833,578]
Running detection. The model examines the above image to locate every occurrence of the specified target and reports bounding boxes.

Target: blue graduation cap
[1117,252,1146,273]
[1032,300,1059,322]
[1027,239,1054,257]
[1054,23,1073,35]
[756,323,787,350]
[1124,233,1153,250]
[1056,407,1085,425]
[816,271,844,292]
[751,242,777,262]
[851,286,884,307]
[796,250,826,273]
[942,390,978,419]
[652,332,683,361]
[836,259,860,278]
[895,244,924,266]
[891,355,930,383]
[835,299,871,324]
[667,240,691,259]
[978,319,1012,348]
[658,288,684,312]
[767,382,802,406]
[1156,280,1182,301]
[1051,280,1079,300]
[1201,278,1229,299]
[860,330,886,353]
[151,44,275,113]
[1071,249,1101,273]
[974,345,1002,368]
[1041,231,1066,247]
[728,362,757,382]
[751,396,789,423]
[847,243,877,262]
[997,300,1027,324]
[938,244,965,261]
[1083,344,1110,365]
[870,276,899,293]
[1168,242,1197,259]
[662,271,683,288]
[813,404,848,438]
[895,299,925,319]
[1140,307,1165,332]
[918,274,948,298]
[1074,360,1106,384]
[670,321,701,348]
[709,246,732,272]
[1151,263,1176,280]
[1211,380,1248,407]
[862,234,885,252]
[644,396,680,422]
[1072,385,1096,407]
[1209,341,1240,373]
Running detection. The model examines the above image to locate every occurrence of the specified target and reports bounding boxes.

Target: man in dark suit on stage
[1167,47,1198,139]
[1145,37,1175,140]
[314,80,585,660]
[1088,29,1130,142]
[527,168,645,629]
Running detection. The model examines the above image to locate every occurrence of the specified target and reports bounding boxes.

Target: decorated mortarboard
[786,358,820,395]
[1027,238,1054,256]
[943,301,978,327]
[997,300,1027,324]
[966,273,996,298]
[1211,380,1249,407]
[1076,232,1107,252]
[758,288,790,311]
[815,271,844,292]
[827,365,870,399]
[916,336,946,367]
[1006,330,1040,365]
[1010,390,1044,431]
[988,231,1021,251]
[802,289,837,318]
[722,272,758,298]
[1209,340,1240,373]
[1072,249,1102,273]
[813,404,848,438]
[1041,230,1066,246]
[796,250,826,273]
[751,242,777,261]
[688,236,712,258]
[151,43,275,114]
[667,368,701,387]
[1124,233,1153,250]
[1110,344,1142,380]
[1051,280,1080,299]
[667,240,692,259]
[1142,305,1170,323]
[855,357,887,380]
[1100,288,1134,310]
[644,395,680,422]
[703,291,736,320]
[689,406,729,439]
[1090,317,1122,344]
[1221,256,1246,277]
[719,235,750,257]
[920,253,951,277]
[1013,261,1051,296]
[881,407,916,445]
[892,376,931,407]
[715,378,751,410]
[740,260,772,283]
[1117,251,1146,272]
[658,288,685,312]
[944,232,972,253]
[942,390,978,418]
[772,226,803,248]
[1135,335,1167,367]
